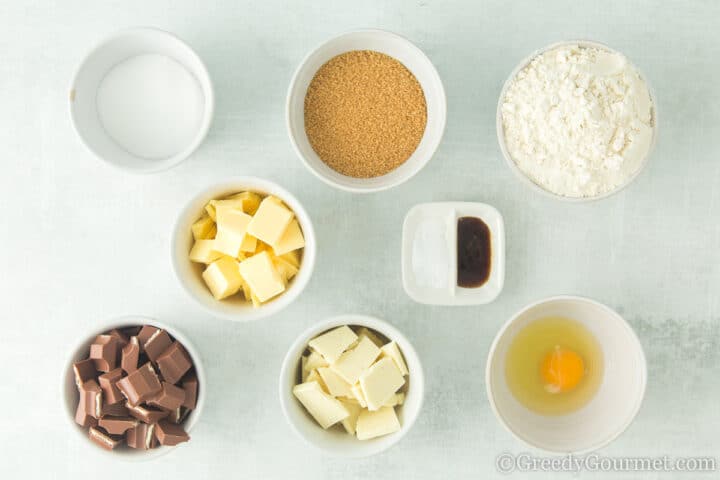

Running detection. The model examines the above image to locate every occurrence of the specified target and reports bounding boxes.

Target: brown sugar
[304,50,427,178]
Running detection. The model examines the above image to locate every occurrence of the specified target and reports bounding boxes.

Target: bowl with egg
[286,29,446,193]
[486,295,646,453]
[497,40,657,202]
[279,315,424,457]
[172,177,316,322]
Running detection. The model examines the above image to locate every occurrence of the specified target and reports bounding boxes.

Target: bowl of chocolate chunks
[63,316,205,458]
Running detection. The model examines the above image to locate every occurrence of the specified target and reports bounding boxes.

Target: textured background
[1,0,719,478]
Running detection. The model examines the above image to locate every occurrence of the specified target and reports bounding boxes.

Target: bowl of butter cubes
[279,314,424,457]
[172,176,316,321]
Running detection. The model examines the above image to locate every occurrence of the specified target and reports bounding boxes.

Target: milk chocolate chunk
[98,368,124,405]
[75,401,98,428]
[72,359,97,386]
[116,362,161,406]
[88,426,124,451]
[127,423,156,450]
[108,328,129,349]
[90,335,118,372]
[126,402,169,424]
[143,329,173,362]
[156,342,192,384]
[181,372,198,409]
[137,326,159,350]
[101,401,129,417]
[168,407,188,424]
[98,416,138,435]
[148,382,186,411]
[80,379,103,419]
[155,420,190,446]
[121,336,140,373]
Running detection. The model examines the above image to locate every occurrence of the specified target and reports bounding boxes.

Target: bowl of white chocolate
[172,177,316,322]
[279,314,424,457]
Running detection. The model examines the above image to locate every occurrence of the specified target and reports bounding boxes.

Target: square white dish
[401,202,505,305]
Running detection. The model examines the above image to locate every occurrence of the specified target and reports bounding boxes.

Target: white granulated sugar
[412,218,449,288]
[501,45,654,198]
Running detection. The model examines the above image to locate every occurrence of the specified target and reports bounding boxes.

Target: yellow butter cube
[238,251,285,303]
[240,234,257,253]
[247,197,294,247]
[356,406,400,440]
[228,191,262,215]
[189,239,222,264]
[273,219,305,256]
[250,292,261,308]
[214,206,253,258]
[272,255,299,283]
[281,250,301,268]
[201,257,243,300]
[191,216,216,240]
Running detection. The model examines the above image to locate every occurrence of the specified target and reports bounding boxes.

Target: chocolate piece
[137,325,159,350]
[98,416,138,435]
[101,401,129,417]
[121,336,140,373]
[116,362,162,406]
[79,379,103,419]
[75,401,98,428]
[156,342,192,384]
[126,402,169,424]
[72,359,97,386]
[143,329,173,362]
[148,382,185,411]
[98,368,124,405]
[168,407,190,424]
[88,426,124,450]
[181,372,198,409]
[121,326,142,337]
[127,423,156,450]
[154,420,190,446]
[89,335,118,372]
[108,328,129,349]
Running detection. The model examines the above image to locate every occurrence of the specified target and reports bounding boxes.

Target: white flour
[501,45,654,198]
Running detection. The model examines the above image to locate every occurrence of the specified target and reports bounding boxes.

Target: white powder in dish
[501,45,654,198]
[412,218,449,289]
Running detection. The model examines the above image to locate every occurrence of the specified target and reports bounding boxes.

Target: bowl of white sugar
[70,27,214,174]
[497,40,657,201]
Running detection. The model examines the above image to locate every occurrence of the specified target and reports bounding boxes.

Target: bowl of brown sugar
[286,30,446,193]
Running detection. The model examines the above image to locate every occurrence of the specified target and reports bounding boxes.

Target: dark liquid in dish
[457,216,491,288]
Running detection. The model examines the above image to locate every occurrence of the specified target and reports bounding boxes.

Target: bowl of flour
[497,40,656,201]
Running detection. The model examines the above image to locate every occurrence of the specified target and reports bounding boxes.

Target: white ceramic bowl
[286,29,447,193]
[62,315,206,460]
[70,27,214,173]
[172,177,316,322]
[496,40,658,202]
[486,296,646,453]
[279,314,425,457]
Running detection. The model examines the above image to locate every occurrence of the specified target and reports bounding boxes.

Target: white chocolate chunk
[350,383,367,408]
[356,406,400,440]
[302,351,328,382]
[380,341,409,376]
[330,336,381,385]
[317,367,352,398]
[292,381,349,429]
[339,398,362,436]
[359,357,405,411]
[383,392,405,407]
[356,327,384,347]
[308,326,358,364]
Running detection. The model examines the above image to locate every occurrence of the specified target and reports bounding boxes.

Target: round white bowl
[70,27,214,174]
[496,40,658,202]
[286,29,447,193]
[279,314,424,457]
[486,296,646,453]
[172,177,316,322]
[62,315,206,460]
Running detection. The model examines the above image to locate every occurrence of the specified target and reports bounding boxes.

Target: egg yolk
[541,346,585,393]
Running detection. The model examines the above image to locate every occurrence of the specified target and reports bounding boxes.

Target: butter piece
[272,254,299,283]
[227,191,262,214]
[350,383,367,408]
[247,197,294,247]
[380,341,409,376]
[308,326,358,364]
[238,251,285,302]
[359,357,405,411]
[339,398,362,435]
[189,239,222,264]
[356,406,401,440]
[214,206,253,258]
[292,381,349,429]
[383,392,405,407]
[202,257,243,300]
[281,250,300,268]
[240,234,257,253]
[357,327,384,348]
[317,367,352,398]
[273,219,305,256]
[330,336,381,385]
[191,216,216,240]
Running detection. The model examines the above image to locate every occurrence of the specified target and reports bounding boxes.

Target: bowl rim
[278,314,425,457]
[484,294,647,454]
[61,315,206,461]
[496,39,658,203]
[69,26,215,175]
[171,176,317,322]
[285,28,447,193]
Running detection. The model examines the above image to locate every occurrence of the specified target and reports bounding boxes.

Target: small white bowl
[70,27,214,174]
[62,315,206,460]
[401,202,505,305]
[172,177,316,322]
[279,314,425,457]
[486,296,647,453]
[286,29,447,193]
[496,40,658,202]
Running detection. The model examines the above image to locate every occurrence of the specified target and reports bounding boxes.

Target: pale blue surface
[1,0,719,478]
